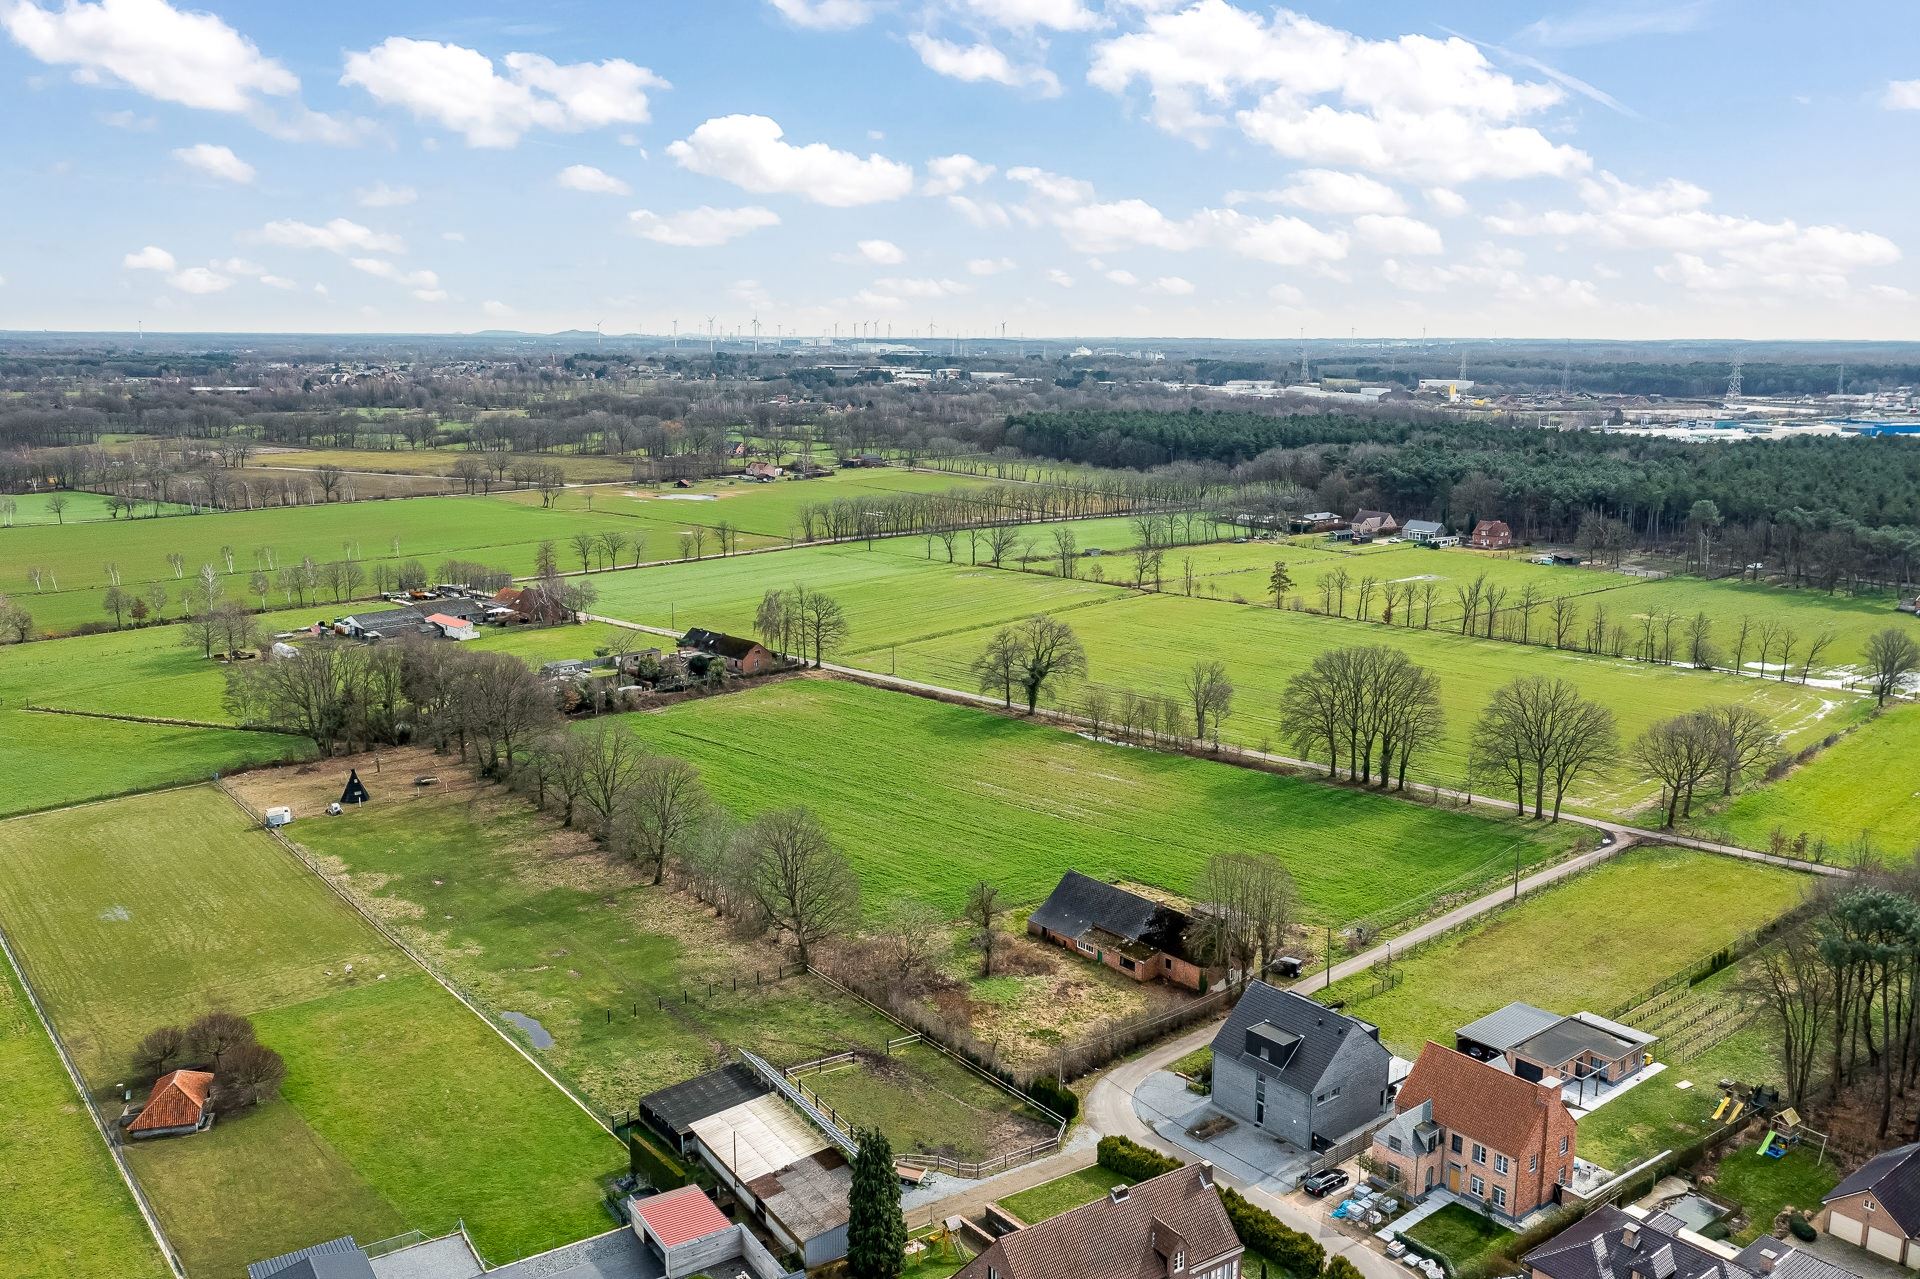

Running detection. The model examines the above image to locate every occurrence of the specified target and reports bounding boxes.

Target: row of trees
[756,585,851,667]
[1278,647,1443,790]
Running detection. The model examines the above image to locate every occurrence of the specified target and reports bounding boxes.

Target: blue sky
[1,0,1916,338]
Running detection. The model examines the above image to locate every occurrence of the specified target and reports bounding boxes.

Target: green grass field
[613,678,1582,925]
[0,787,622,1276]
[0,958,170,1279]
[1320,847,1810,1056]
[793,1044,1053,1161]
[1714,705,1920,858]
[1577,1025,1777,1171]
[3,490,189,524]
[998,1165,1127,1223]
[236,762,1043,1159]
[1404,1202,1516,1276]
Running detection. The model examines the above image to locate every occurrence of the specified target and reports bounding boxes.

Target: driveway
[1132,1070,1315,1194]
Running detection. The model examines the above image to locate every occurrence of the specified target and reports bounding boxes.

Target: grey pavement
[1132,1071,1315,1195]
[485,1229,661,1279]
[371,1235,484,1279]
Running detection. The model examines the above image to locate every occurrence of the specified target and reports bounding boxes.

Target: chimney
[1622,1222,1641,1250]
[1198,1161,1215,1190]
[1110,1185,1131,1205]
[1757,1247,1780,1273]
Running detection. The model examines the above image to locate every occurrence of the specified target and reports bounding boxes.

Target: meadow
[0,787,622,1276]
[226,757,1045,1163]
[1712,704,1920,858]
[1319,846,1811,1056]
[611,678,1584,925]
[0,958,170,1279]
[3,490,189,523]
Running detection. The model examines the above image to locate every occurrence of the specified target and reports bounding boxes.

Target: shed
[129,1068,215,1138]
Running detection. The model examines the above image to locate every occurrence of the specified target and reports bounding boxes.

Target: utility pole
[1325,925,1333,989]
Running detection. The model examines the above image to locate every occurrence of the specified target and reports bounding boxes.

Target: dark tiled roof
[1209,981,1385,1094]
[639,1063,771,1138]
[1513,1019,1636,1068]
[1526,1207,1748,1279]
[1827,1143,1920,1234]
[1027,871,1195,960]
[957,1165,1240,1279]
[1735,1238,1861,1279]
[247,1236,376,1279]
[680,628,767,661]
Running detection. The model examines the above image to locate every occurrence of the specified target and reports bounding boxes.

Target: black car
[1301,1168,1351,1198]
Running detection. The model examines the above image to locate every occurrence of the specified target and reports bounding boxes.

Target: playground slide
[1728,1101,1745,1123]
[1713,1096,1730,1120]
[1758,1130,1778,1156]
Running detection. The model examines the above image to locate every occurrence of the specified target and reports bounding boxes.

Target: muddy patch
[501,1010,555,1049]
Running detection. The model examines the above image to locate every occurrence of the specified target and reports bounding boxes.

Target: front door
[1254,1077,1266,1128]
[1447,1164,1462,1193]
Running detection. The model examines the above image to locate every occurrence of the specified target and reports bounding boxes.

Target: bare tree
[186,1009,255,1070]
[1703,703,1783,796]
[737,808,858,966]
[971,627,1020,707]
[1002,614,1088,714]
[213,1040,286,1112]
[1470,676,1617,819]
[1051,526,1078,578]
[569,531,597,573]
[1799,629,1835,684]
[1864,627,1920,705]
[132,1024,187,1077]
[1183,659,1234,745]
[1748,930,1833,1110]
[1192,853,1296,989]
[1633,712,1721,827]
[799,589,850,667]
[620,754,710,885]
[576,720,646,831]
[965,880,1003,978]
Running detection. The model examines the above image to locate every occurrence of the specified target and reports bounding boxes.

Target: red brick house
[1028,871,1220,992]
[128,1068,214,1139]
[958,1163,1242,1279]
[1370,1042,1577,1222]
[1467,520,1514,550]
[680,628,779,675]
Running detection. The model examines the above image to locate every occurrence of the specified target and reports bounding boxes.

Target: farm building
[955,1162,1243,1279]
[1351,509,1399,540]
[127,1068,215,1139]
[638,1062,773,1154]
[1823,1142,1920,1266]
[1207,981,1392,1153]
[1526,1205,1856,1279]
[628,1185,797,1278]
[687,1093,852,1268]
[1372,1041,1576,1222]
[1289,512,1348,534]
[1467,519,1515,550]
[680,628,779,675]
[1027,870,1219,992]
[1454,1002,1655,1102]
[423,612,477,640]
[744,461,785,481]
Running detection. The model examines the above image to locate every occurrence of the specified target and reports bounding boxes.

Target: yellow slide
[1728,1101,1745,1123]
[1712,1095,1731,1120]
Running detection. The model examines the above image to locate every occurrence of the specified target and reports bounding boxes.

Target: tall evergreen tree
[846,1126,906,1279]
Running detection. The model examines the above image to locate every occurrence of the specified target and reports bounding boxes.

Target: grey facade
[1207,981,1392,1152]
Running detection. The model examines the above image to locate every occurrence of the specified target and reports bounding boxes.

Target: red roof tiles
[633,1185,731,1249]
[129,1069,213,1133]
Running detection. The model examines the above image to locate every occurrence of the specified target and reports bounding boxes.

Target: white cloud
[1520,0,1713,48]
[350,256,444,300]
[96,107,153,129]
[1013,166,1349,266]
[1267,282,1306,306]
[627,205,780,247]
[1150,275,1196,294]
[171,142,253,183]
[1352,213,1443,255]
[854,238,905,264]
[908,33,1061,95]
[1261,169,1405,215]
[852,276,969,310]
[123,244,174,271]
[355,182,416,207]
[948,194,1013,227]
[1088,2,1584,181]
[922,153,995,195]
[1425,187,1468,216]
[341,39,667,147]
[967,256,1016,274]
[556,163,631,195]
[1045,268,1074,287]
[667,114,913,206]
[259,218,405,255]
[767,0,873,28]
[1887,80,1920,111]
[167,265,231,293]
[959,0,1098,31]
[1382,249,1598,306]
[1103,268,1138,285]
[4,0,295,112]
[1007,165,1098,205]
[482,299,514,318]
[257,274,295,289]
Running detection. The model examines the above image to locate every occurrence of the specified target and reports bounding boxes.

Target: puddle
[501,1010,554,1049]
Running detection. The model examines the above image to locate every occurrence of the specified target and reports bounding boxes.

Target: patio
[1564,1062,1668,1117]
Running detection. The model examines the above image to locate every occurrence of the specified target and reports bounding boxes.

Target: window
[1866,1199,1878,1213]
[1173,1250,1186,1272]
[1328,1086,1341,1100]
[1472,1143,1486,1165]
[1529,1155,1538,1173]
[1493,1186,1508,1210]
[1388,1136,1403,1153]
[1495,1154,1510,1176]
[1559,1136,1569,1156]
[1120,957,1136,972]
[1451,1134,1463,1155]
[1075,939,1096,956]
[1557,1166,1568,1186]
[1470,1175,1486,1196]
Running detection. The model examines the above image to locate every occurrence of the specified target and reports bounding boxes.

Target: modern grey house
[1207,981,1393,1152]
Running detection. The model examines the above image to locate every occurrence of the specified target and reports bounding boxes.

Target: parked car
[1301,1168,1351,1198]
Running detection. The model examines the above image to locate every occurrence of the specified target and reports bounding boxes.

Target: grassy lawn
[2,490,189,523]
[0,958,170,1279]
[998,1165,1127,1223]
[900,1232,974,1279]
[794,1043,1054,1162]
[1321,847,1811,1056]
[0,787,622,1276]
[614,678,1584,926]
[1714,704,1920,859]
[1576,1026,1778,1171]
[1711,1145,1837,1243]
[1404,1202,1517,1277]
[226,755,1045,1162]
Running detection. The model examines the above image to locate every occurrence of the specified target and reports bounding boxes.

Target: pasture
[0,787,622,1276]
[1319,846,1810,1056]
[1713,705,1920,858]
[0,959,169,1279]
[254,446,638,484]
[226,756,1044,1161]
[3,490,188,523]
[611,678,1584,925]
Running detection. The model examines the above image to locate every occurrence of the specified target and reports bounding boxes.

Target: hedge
[628,1131,691,1190]
[1097,1135,1185,1181]
[1220,1185,1325,1277]
[1029,1075,1080,1122]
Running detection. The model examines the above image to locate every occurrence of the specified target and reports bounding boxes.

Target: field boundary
[213,780,623,1144]
[22,703,299,735]
[0,917,186,1279]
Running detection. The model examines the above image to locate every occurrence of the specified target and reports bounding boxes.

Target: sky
[0,0,1917,340]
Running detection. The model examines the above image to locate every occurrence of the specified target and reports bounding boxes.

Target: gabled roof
[640,1062,771,1137]
[1028,870,1196,960]
[129,1068,213,1133]
[680,628,768,661]
[1397,1041,1569,1158]
[751,1147,852,1243]
[247,1236,377,1279]
[956,1165,1240,1279]
[1735,1238,1861,1279]
[1404,519,1446,535]
[1458,1002,1562,1052]
[633,1185,732,1249]
[1827,1143,1920,1234]
[1526,1207,1753,1279]
[1209,981,1387,1095]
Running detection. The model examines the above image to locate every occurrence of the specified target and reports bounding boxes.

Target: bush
[1220,1185,1324,1276]
[1097,1135,1184,1182]
[1789,1215,1816,1242]
[1029,1075,1080,1122]
[1702,1222,1730,1241]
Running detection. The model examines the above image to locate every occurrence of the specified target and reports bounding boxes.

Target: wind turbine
[595,319,604,352]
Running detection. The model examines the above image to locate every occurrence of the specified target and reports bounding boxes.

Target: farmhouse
[1371,1042,1576,1222]
[629,1184,796,1279]
[638,1061,772,1154]
[745,461,785,481]
[957,1162,1242,1279]
[687,1093,852,1268]
[1455,1002,1656,1102]
[1822,1141,1920,1265]
[1027,870,1219,992]
[1467,519,1515,550]
[1352,509,1400,540]
[1206,981,1392,1153]
[1526,1205,1857,1279]
[423,612,477,640]
[680,628,779,675]
[127,1067,214,1139]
